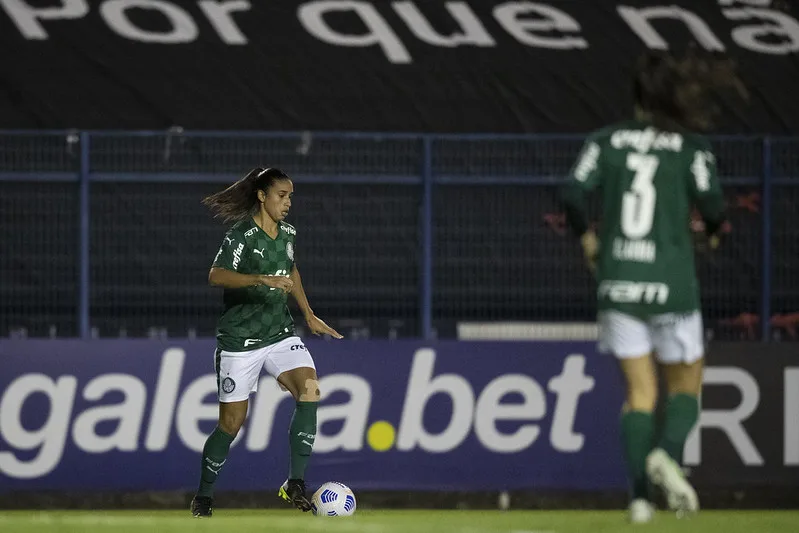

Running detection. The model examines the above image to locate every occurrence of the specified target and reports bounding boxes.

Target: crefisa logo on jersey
[286,242,294,261]
[232,242,244,269]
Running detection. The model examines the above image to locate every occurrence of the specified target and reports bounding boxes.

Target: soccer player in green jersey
[190,167,343,517]
[562,50,744,523]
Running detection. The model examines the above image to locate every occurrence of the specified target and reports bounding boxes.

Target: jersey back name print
[567,120,724,319]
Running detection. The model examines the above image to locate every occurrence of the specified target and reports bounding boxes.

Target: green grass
[0,510,796,533]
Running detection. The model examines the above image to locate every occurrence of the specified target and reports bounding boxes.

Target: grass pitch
[0,509,796,533]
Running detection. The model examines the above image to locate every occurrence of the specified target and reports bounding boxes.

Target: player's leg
[598,311,657,523]
[647,312,704,514]
[192,347,265,517]
[658,359,702,463]
[264,337,319,511]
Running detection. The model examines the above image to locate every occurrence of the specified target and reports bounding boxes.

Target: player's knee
[299,378,321,402]
[218,411,246,436]
[626,385,657,412]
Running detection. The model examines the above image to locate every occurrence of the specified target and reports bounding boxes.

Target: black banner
[689,343,799,487]
[1,1,797,133]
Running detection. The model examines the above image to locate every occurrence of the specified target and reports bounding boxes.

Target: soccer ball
[311,481,357,517]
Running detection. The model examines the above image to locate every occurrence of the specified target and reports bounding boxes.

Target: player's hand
[305,314,343,339]
[581,230,599,273]
[257,275,294,293]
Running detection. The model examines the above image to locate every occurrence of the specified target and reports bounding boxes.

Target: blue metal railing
[0,130,791,341]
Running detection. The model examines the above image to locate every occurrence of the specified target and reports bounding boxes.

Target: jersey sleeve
[561,135,604,236]
[568,138,603,191]
[212,228,246,271]
[688,138,726,235]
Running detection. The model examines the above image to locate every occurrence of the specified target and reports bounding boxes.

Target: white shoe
[646,448,699,514]
[628,498,654,524]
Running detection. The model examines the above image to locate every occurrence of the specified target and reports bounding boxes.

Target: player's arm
[289,265,343,339]
[561,139,602,237]
[208,230,293,291]
[561,138,603,268]
[208,267,293,291]
[689,142,727,239]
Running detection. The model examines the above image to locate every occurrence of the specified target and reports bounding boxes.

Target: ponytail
[202,167,290,223]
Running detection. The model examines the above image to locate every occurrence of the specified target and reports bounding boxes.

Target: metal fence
[0,131,795,341]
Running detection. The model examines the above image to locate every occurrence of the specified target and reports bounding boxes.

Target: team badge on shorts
[221,377,236,394]
[286,242,294,261]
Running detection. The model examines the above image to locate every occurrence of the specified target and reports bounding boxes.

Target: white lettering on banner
[786,369,799,465]
[1,346,795,480]
[617,6,726,51]
[397,349,475,452]
[493,2,588,49]
[0,0,89,40]
[0,0,249,43]
[393,1,496,48]
[473,374,545,453]
[313,375,371,452]
[298,1,412,64]
[396,349,594,453]
[724,8,799,55]
[3,0,799,60]
[72,374,146,453]
[685,367,764,466]
[197,0,251,45]
[548,355,595,452]
[144,348,184,451]
[101,0,198,44]
[0,375,77,479]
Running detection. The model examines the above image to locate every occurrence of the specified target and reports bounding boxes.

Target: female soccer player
[561,50,744,523]
[190,167,343,517]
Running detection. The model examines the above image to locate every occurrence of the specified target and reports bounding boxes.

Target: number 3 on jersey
[622,153,659,239]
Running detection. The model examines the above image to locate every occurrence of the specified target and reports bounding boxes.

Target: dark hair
[633,48,748,131]
[202,167,291,223]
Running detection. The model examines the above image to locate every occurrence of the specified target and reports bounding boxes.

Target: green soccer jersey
[563,119,724,318]
[211,218,297,352]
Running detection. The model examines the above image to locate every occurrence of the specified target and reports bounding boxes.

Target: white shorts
[215,336,315,403]
[598,310,705,364]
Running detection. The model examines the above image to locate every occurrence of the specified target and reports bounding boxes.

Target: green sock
[197,427,235,498]
[621,410,654,501]
[659,394,699,464]
[289,401,318,480]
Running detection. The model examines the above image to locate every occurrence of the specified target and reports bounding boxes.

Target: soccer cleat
[278,478,313,512]
[646,448,699,515]
[628,498,654,524]
[190,495,213,518]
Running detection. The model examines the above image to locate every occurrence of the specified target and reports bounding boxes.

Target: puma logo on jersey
[232,242,244,270]
[253,248,265,257]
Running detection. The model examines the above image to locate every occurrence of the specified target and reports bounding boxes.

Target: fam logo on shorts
[221,376,236,394]
[286,242,294,262]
